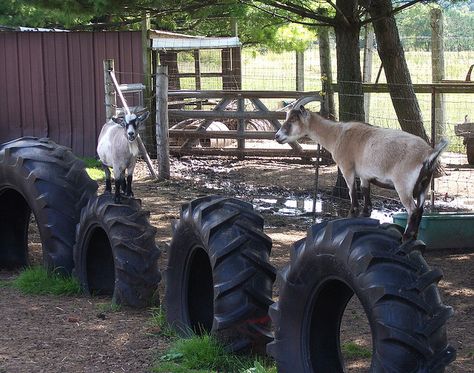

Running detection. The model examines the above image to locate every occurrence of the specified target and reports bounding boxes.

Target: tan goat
[275,106,448,241]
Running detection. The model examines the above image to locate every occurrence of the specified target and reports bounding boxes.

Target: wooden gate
[166,90,324,159]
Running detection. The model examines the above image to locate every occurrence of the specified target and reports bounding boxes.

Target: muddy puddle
[252,194,399,225]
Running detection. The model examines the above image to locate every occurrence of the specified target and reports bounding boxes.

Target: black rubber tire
[0,137,97,274]
[466,138,474,165]
[267,218,456,373]
[165,195,276,353]
[73,194,161,308]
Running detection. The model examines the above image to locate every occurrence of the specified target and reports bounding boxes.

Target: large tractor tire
[165,195,276,353]
[267,218,456,373]
[73,194,160,308]
[0,137,97,274]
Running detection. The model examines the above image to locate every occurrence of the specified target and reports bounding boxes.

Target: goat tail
[426,138,449,172]
[413,138,448,203]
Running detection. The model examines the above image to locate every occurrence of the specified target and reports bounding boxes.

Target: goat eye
[286,123,292,131]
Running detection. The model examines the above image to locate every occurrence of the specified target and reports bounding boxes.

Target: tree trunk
[333,0,365,198]
[335,1,364,123]
[368,0,429,142]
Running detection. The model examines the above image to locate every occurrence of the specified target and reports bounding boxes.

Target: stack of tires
[0,137,456,370]
[165,198,456,370]
[0,137,161,308]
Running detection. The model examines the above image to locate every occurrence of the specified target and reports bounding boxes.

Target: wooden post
[431,8,446,142]
[318,14,335,119]
[296,51,304,91]
[363,25,375,123]
[193,49,202,109]
[237,98,245,160]
[141,12,154,151]
[156,65,170,180]
[103,59,116,120]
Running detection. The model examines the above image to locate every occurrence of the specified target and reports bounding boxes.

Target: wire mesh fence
[113,29,474,217]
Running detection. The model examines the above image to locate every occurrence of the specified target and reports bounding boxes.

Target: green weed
[152,333,276,373]
[12,266,81,296]
[341,341,372,359]
[149,306,176,338]
[96,301,122,313]
[82,157,105,181]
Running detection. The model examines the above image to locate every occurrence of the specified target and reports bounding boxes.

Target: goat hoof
[361,209,372,218]
[348,209,359,218]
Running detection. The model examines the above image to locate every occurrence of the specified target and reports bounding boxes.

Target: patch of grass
[149,307,176,339]
[12,266,81,296]
[86,167,105,181]
[82,157,102,168]
[96,301,122,313]
[152,334,274,373]
[82,157,105,181]
[341,342,372,359]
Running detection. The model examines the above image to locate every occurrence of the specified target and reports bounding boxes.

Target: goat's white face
[125,113,138,141]
[275,106,310,144]
[113,111,150,142]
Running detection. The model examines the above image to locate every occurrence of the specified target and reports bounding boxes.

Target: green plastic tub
[392,212,474,250]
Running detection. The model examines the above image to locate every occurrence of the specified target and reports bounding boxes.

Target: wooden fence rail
[165,89,324,159]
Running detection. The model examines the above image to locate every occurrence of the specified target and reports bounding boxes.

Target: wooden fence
[165,89,324,159]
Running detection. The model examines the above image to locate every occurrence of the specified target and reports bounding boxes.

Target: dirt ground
[0,155,473,372]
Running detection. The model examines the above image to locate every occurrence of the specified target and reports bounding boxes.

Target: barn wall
[0,31,143,157]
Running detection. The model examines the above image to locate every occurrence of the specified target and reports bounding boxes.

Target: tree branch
[240,0,326,26]
[251,0,335,26]
[360,0,424,27]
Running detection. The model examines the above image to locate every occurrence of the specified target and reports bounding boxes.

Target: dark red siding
[0,31,143,156]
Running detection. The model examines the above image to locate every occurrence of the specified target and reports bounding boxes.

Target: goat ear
[299,105,309,119]
[112,116,125,126]
[138,111,150,123]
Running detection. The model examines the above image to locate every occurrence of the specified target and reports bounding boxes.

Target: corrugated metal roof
[0,25,69,32]
[152,36,240,50]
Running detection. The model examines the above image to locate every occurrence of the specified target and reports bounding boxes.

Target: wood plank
[169,109,286,120]
[170,130,276,140]
[18,33,34,138]
[55,33,73,148]
[168,90,324,100]
[42,33,60,141]
[68,33,84,155]
[3,33,22,140]
[29,33,47,138]
[170,147,316,158]
[333,83,474,94]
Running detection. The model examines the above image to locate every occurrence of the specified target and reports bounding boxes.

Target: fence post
[141,12,155,153]
[103,59,116,121]
[296,51,304,91]
[156,65,170,180]
[431,8,446,143]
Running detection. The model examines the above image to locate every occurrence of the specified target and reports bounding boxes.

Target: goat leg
[121,178,127,195]
[402,206,424,241]
[126,175,133,197]
[114,178,122,203]
[361,185,372,217]
[347,179,359,217]
[102,164,112,193]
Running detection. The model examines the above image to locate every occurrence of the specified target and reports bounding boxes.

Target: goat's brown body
[275,107,448,240]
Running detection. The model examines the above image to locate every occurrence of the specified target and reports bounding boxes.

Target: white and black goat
[97,111,149,203]
[275,106,448,241]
